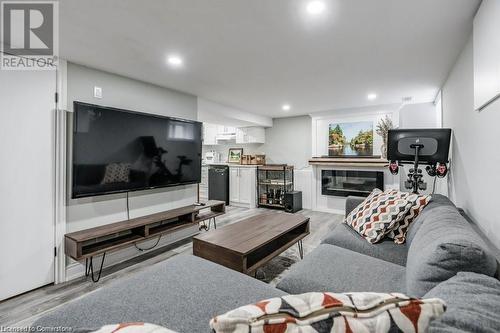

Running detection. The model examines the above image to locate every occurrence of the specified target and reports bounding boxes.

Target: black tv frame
[387,128,452,164]
[71,101,202,199]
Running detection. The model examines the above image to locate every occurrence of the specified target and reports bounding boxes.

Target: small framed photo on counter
[228,148,243,164]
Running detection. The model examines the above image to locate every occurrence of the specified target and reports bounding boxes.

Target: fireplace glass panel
[321,170,383,197]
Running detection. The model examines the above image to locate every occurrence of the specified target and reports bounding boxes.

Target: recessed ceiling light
[306,1,326,15]
[282,104,291,111]
[167,55,183,67]
[367,93,377,101]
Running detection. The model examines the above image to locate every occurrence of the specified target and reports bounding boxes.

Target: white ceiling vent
[402,96,413,104]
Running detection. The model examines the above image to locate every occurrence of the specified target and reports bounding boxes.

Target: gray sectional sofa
[277,195,498,297]
[35,195,500,332]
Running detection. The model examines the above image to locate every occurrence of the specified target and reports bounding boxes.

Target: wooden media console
[64,200,225,281]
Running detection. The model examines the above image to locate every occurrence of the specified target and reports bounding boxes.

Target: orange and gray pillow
[345,189,431,244]
[344,189,411,244]
[387,193,431,244]
[101,162,131,184]
[210,292,446,333]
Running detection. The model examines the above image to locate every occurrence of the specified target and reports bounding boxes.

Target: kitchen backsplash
[202,143,265,163]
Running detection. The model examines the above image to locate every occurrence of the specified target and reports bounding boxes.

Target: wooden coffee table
[192,213,310,275]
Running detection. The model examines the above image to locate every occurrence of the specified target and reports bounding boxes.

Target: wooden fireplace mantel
[309,157,389,168]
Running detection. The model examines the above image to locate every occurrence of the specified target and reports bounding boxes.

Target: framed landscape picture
[228,148,243,164]
[328,121,373,156]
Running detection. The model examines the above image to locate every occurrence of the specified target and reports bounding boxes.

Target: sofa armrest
[345,196,365,217]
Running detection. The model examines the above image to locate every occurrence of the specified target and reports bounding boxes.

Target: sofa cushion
[344,189,412,244]
[210,292,446,333]
[406,205,497,297]
[345,196,366,217]
[424,272,500,333]
[405,194,455,246]
[34,255,286,333]
[276,244,406,294]
[322,223,408,266]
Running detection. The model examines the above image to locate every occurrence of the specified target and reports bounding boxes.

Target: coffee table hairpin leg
[297,240,304,259]
[255,268,266,280]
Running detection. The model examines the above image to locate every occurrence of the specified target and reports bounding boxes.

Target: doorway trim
[54,59,68,284]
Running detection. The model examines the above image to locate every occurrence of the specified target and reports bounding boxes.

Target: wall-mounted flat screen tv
[72,101,202,198]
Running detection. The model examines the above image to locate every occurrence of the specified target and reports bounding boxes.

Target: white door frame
[54,60,68,283]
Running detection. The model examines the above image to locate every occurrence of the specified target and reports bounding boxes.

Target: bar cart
[257,165,294,209]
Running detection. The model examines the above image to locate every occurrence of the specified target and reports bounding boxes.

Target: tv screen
[387,128,451,164]
[72,101,202,198]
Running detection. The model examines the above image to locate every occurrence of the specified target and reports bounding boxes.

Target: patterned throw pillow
[210,292,446,333]
[387,193,432,244]
[101,163,131,184]
[344,189,412,244]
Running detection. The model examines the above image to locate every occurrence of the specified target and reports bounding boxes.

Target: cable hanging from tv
[134,235,162,252]
[125,191,163,252]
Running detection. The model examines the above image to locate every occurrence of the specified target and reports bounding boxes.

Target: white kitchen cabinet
[229,167,240,203]
[217,125,237,135]
[199,165,209,201]
[203,123,218,145]
[236,127,266,144]
[238,168,254,204]
[235,128,246,143]
[229,166,256,208]
[215,125,237,142]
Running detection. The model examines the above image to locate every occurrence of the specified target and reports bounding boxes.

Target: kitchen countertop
[202,162,261,168]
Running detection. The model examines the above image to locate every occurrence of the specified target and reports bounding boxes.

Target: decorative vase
[381,143,387,160]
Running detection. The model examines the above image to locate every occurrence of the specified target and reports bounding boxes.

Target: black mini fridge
[208,165,230,205]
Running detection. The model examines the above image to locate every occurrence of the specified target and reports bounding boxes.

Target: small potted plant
[376,116,394,160]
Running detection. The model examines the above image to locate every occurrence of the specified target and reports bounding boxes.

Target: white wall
[473,0,500,111]
[67,63,197,119]
[261,116,313,209]
[64,63,199,279]
[261,116,312,170]
[399,102,440,129]
[442,35,500,247]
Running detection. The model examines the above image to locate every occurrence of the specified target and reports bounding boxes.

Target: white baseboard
[229,202,253,208]
[66,262,85,281]
[312,207,344,215]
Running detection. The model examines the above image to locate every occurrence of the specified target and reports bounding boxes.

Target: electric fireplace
[321,170,383,197]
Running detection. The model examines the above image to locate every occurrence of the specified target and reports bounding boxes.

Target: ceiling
[58,0,480,117]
